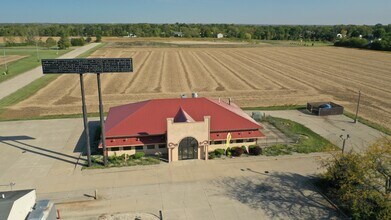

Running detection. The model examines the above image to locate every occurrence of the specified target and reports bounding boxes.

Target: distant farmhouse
[217,33,224,39]
[172,31,184,37]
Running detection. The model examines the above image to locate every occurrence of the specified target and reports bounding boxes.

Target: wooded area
[0,23,389,40]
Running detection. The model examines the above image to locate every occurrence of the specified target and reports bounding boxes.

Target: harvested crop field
[0,55,27,65]
[3,44,391,130]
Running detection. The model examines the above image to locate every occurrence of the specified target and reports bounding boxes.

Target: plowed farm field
[4,45,391,130]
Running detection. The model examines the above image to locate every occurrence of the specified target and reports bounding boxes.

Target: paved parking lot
[0,118,342,219]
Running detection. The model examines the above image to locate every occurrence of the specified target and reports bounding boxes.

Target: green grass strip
[243,105,306,111]
[262,116,338,156]
[0,47,72,83]
[343,111,390,135]
[0,74,58,110]
[76,43,106,58]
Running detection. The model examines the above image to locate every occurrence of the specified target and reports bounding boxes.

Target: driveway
[0,43,101,100]
[0,118,341,219]
[249,110,386,152]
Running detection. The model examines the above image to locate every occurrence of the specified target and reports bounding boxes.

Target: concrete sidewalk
[0,43,101,100]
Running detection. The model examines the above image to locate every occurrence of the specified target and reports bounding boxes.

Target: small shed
[307,102,344,116]
[217,33,224,39]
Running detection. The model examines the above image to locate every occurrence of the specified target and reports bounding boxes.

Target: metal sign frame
[42,58,132,74]
[41,58,133,167]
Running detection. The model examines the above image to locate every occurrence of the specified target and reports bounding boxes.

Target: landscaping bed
[84,152,161,169]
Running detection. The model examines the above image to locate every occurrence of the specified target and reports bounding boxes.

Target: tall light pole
[354,91,361,123]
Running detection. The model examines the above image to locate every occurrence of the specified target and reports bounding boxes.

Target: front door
[178,137,198,160]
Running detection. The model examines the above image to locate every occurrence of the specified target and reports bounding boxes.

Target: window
[248,139,255,142]
[135,146,143,151]
[147,145,155,150]
[230,140,235,144]
[111,147,119,151]
[123,146,132,151]
[158,144,166,149]
[214,141,222,145]
[236,139,244,143]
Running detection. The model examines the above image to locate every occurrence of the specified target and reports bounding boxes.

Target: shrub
[58,35,71,49]
[71,37,86,46]
[96,34,102,42]
[86,36,92,43]
[226,147,231,156]
[249,145,262,155]
[133,152,145,159]
[241,146,248,154]
[231,147,244,157]
[209,152,216,159]
[214,148,225,157]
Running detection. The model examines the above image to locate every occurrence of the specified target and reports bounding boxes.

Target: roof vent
[192,92,198,98]
[181,94,187,98]
[1,194,5,199]
[228,98,232,105]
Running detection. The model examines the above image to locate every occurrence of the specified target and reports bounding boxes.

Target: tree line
[1,23,390,50]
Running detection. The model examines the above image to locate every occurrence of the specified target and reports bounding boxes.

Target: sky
[1,0,390,25]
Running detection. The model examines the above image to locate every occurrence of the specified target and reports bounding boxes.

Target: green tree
[85,36,92,43]
[320,138,391,219]
[57,35,71,49]
[95,34,102,42]
[45,37,57,49]
[70,37,85,46]
[373,27,386,39]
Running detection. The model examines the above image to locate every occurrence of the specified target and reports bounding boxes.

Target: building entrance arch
[178,137,198,160]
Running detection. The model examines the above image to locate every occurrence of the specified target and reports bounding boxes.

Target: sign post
[42,58,133,167]
[79,73,92,167]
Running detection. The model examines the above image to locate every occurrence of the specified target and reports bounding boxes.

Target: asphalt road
[0,43,101,100]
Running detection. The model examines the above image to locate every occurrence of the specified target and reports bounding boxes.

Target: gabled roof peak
[174,107,195,123]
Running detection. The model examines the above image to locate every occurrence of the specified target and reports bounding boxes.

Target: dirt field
[4,43,391,130]
[0,55,27,65]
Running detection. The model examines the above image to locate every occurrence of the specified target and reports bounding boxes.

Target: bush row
[209,145,262,159]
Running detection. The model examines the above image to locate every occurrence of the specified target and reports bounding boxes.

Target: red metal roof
[210,130,264,141]
[105,97,262,138]
[105,135,166,147]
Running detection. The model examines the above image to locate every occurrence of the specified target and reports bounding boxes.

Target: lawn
[0,46,72,83]
[261,116,338,156]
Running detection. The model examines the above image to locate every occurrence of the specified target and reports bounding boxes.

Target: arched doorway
[178,137,198,160]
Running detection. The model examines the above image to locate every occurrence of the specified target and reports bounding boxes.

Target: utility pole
[354,91,361,123]
[340,134,350,154]
[35,41,40,62]
[3,49,7,74]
